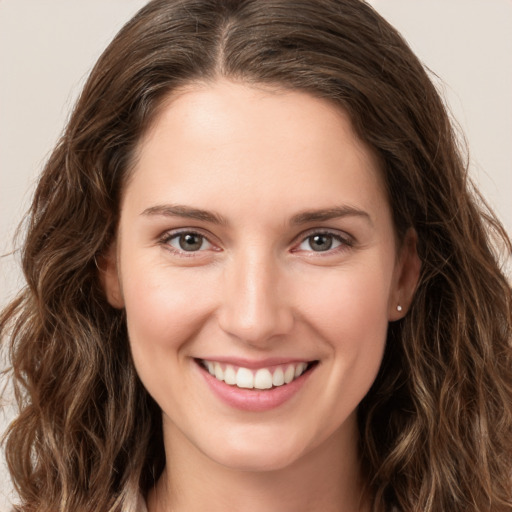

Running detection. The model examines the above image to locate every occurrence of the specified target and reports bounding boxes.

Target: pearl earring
[397,305,403,312]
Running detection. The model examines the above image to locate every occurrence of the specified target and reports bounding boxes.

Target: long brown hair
[1,1,511,510]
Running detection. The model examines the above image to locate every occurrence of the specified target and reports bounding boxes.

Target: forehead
[125,79,389,224]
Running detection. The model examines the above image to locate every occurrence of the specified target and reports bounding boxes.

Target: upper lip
[195,356,316,369]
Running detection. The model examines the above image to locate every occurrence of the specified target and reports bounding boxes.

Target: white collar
[137,493,148,512]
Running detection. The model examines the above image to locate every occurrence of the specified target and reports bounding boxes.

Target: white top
[137,494,148,512]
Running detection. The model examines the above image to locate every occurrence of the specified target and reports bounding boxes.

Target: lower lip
[198,363,315,412]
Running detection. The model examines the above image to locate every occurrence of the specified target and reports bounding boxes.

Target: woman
[1,0,511,511]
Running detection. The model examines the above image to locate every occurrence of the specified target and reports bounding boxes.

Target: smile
[199,359,314,390]
[196,358,318,411]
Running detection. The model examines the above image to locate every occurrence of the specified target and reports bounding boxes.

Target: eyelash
[292,230,353,255]
[159,229,216,257]
[158,229,353,257]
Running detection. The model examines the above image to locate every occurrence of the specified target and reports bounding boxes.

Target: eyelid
[157,227,354,256]
[291,228,354,254]
[158,228,220,255]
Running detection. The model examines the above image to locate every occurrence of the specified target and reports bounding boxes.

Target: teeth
[236,367,254,389]
[284,365,295,384]
[272,367,285,387]
[254,369,273,390]
[224,364,236,385]
[203,360,311,389]
[214,362,224,381]
[295,362,307,378]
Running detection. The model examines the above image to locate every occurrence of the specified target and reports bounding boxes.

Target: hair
[1,0,511,511]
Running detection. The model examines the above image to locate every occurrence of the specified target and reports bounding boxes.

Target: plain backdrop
[1,0,511,508]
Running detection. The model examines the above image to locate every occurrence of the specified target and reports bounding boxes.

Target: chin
[200,429,311,473]
[213,448,301,473]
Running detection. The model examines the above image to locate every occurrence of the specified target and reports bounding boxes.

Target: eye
[296,232,348,253]
[165,231,213,252]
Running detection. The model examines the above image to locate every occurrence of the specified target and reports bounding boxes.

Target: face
[103,80,419,473]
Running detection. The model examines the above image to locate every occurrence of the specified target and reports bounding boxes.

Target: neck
[147,417,371,512]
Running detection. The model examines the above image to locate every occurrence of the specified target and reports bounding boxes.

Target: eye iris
[309,234,333,251]
[179,233,203,251]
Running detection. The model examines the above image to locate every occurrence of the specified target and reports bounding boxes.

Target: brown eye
[167,232,212,252]
[308,234,333,251]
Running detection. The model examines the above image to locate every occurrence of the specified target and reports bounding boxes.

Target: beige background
[1,0,511,508]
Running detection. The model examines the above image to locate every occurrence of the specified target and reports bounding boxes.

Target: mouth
[196,359,318,390]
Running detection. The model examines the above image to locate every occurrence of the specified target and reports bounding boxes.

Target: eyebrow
[140,204,228,225]
[290,206,373,226]
[141,204,372,227]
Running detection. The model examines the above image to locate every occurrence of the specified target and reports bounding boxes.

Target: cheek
[120,258,215,369]
[295,260,393,396]
[298,260,392,338]
[120,262,221,421]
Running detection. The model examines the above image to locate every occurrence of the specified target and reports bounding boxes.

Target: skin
[103,79,420,512]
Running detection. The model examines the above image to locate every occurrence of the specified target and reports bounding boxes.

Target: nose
[217,250,294,346]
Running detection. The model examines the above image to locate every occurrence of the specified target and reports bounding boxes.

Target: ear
[97,241,125,309]
[388,228,421,321]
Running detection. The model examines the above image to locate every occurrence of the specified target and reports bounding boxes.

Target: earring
[397,305,403,312]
